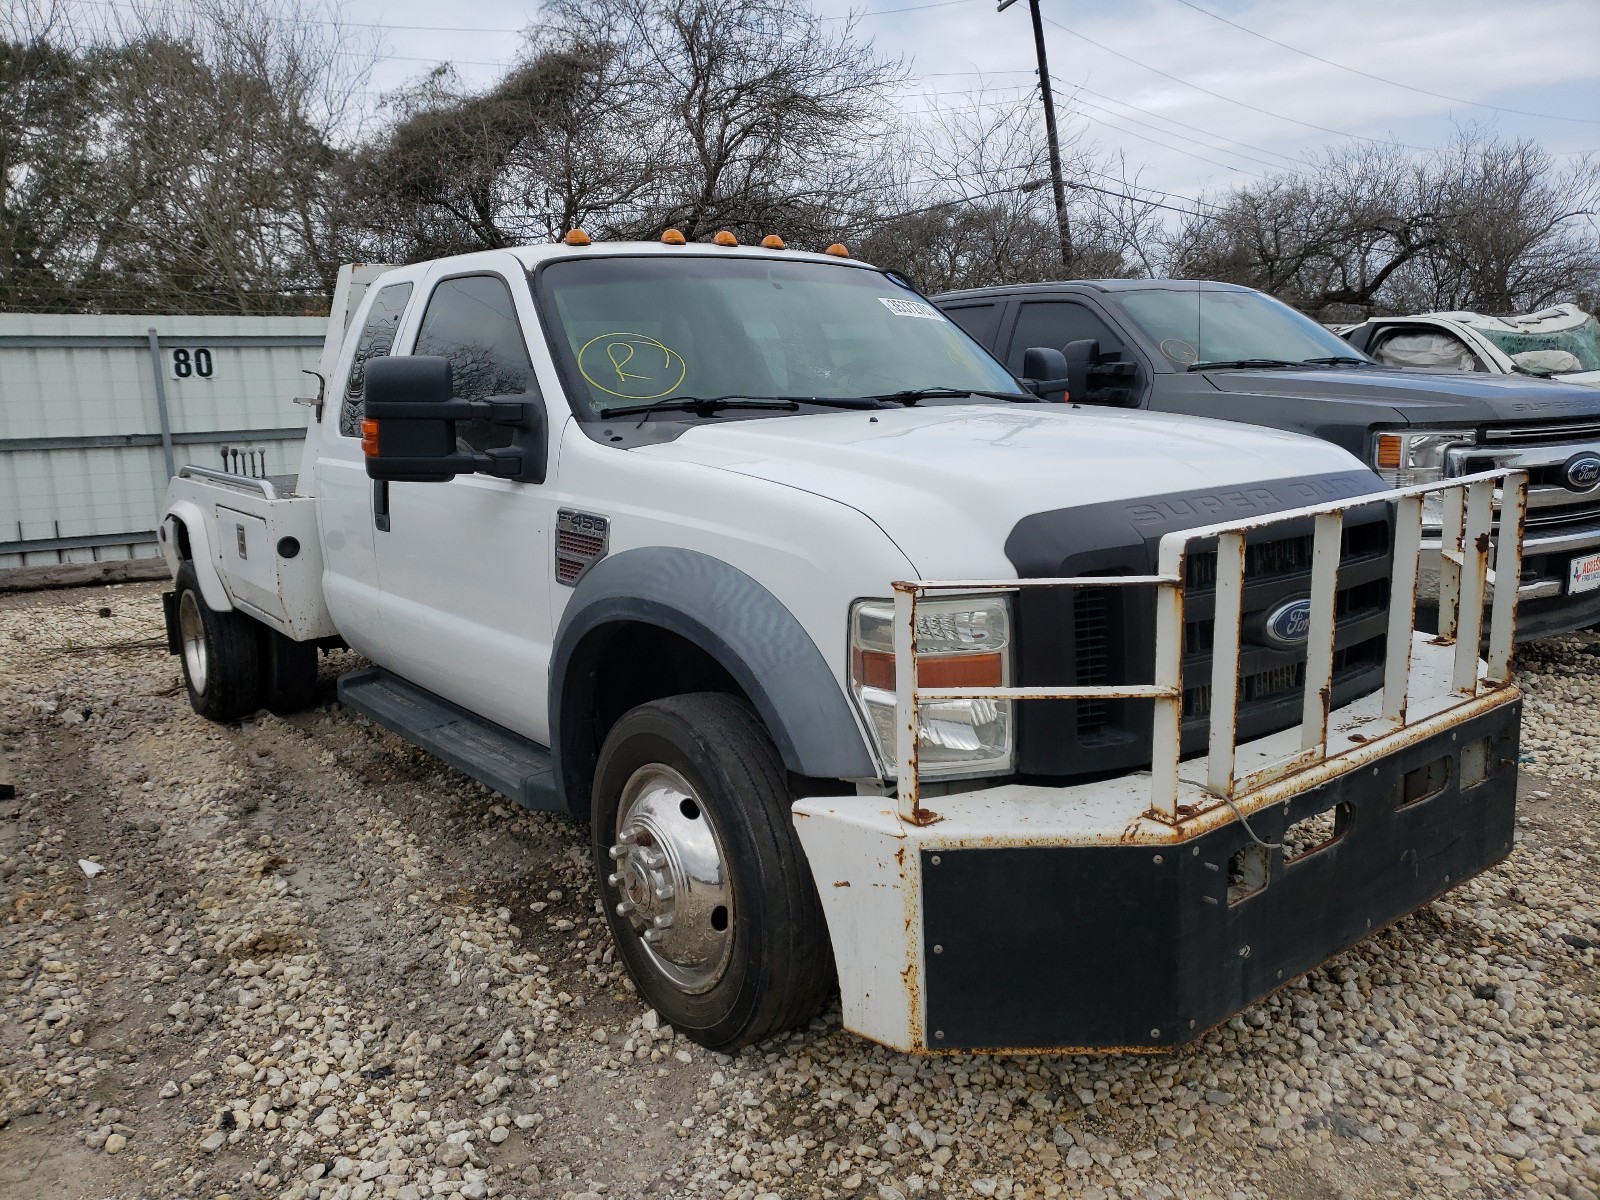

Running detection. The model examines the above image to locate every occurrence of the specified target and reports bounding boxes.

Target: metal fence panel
[0,313,323,567]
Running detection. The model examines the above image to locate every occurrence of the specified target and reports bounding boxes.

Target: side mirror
[363,355,544,483]
[1021,346,1073,403]
[1062,339,1098,405]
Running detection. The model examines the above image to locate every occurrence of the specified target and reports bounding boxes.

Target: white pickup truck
[159,237,1530,1055]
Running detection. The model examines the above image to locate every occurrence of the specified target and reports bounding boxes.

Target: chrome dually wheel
[178,589,209,694]
[591,693,835,1051]
[608,763,734,993]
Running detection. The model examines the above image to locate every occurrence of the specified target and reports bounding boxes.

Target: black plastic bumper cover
[921,699,1521,1052]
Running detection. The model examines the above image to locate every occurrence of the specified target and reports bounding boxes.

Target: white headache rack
[892,469,1528,825]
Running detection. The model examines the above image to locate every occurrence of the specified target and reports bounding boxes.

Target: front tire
[174,563,261,722]
[591,693,834,1051]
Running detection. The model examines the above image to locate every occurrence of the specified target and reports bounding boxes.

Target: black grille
[1074,587,1111,737]
[1010,500,1394,782]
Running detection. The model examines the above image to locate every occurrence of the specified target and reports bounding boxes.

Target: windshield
[537,255,1020,416]
[1113,287,1364,368]
[1473,314,1600,375]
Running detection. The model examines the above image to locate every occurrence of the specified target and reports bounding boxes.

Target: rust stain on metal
[832,880,851,888]
[1475,531,1491,554]
[905,807,942,827]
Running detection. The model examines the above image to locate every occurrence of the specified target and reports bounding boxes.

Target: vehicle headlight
[848,596,1014,780]
[1373,429,1475,528]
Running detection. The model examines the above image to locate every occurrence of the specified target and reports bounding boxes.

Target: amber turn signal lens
[824,243,850,257]
[712,230,739,246]
[562,229,591,246]
[852,649,1003,691]
[1375,433,1403,470]
[760,234,786,250]
[360,418,380,457]
[661,228,687,245]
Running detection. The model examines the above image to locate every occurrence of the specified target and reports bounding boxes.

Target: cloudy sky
[344,0,1599,208]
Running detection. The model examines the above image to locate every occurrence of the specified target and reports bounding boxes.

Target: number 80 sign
[168,347,216,380]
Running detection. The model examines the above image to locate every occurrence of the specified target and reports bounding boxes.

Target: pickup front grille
[1012,503,1393,780]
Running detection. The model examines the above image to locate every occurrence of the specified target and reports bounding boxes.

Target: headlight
[1373,429,1475,528]
[848,596,1014,780]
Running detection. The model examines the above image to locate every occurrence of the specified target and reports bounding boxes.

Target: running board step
[337,668,561,811]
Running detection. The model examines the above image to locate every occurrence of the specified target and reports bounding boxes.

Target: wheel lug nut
[642,929,663,945]
[606,872,622,887]
[652,882,674,901]
[616,829,638,845]
[651,914,673,929]
[615,900,635,916]
[608,845,628,861]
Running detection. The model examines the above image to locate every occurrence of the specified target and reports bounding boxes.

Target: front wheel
[591,693,834,1051]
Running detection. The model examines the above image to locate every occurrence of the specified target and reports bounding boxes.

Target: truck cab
[159,243,1528,1055]
[934,280,1600,640]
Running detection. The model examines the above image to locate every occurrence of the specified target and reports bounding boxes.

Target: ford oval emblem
[1263,598,1313,649]
[1562,452,1600,492]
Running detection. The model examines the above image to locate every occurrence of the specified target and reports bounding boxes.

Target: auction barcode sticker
[878,297,942,320]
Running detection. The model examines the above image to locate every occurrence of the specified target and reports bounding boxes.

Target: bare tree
[1164,128,1600,319]
[541,0,904,243]
[858,85,1136,291]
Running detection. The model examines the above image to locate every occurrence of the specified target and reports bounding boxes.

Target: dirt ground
[1,581,1597,1200]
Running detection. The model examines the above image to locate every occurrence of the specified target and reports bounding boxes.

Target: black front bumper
[920,699,1521,1052]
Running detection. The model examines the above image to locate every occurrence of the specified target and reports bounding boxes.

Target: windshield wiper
[1299,355,1374,367]
[620,394,891,426]
[867,387,1038,405]
[1186,359,1303,372]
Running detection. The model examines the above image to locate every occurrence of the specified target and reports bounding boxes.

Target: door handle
[374,479,390,532]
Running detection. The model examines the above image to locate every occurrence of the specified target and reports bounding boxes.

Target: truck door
[371,263,557,744]
[316,278,416,661]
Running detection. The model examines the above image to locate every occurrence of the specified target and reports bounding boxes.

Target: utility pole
[998,0,1071,269]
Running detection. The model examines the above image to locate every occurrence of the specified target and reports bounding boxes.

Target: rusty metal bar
[1382,494,1425,723]
[1452,479,1495,693]
[1486,475,1527,683]
[917,684,1178,701]
[1300,512,1343,752]
[905,575,1175,591]
[893,585,919,822]
[1149,552,1187,820]
[1438,486,1465,642]
[1206,532,1245,797]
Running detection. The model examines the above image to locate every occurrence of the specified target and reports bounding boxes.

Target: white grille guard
[890,469,1530,826]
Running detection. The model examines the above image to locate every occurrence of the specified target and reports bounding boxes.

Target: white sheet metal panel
[0,313,323,567]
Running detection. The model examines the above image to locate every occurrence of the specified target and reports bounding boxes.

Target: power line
[1059,84,1283,173]
[1038,13,1436,153]
[1069,82,1315,167]
[1170,0,1600,126]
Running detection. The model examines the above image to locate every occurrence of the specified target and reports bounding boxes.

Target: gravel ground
[1,581,1597,1200]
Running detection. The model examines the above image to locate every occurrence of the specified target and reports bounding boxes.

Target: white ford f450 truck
[159,238,1530,1054]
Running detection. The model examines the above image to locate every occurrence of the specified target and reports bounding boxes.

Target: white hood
[635,404,1378,578]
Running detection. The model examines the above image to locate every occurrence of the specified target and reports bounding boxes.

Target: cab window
[340,282,413,437]
[413,275,534,451]
[1006,301,1124,374]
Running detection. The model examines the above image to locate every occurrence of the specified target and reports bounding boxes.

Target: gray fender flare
[549,547,876,816]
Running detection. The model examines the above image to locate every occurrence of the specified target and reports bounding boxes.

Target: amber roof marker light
[661,229,687,245]
[824,243,850,257]
[760,234,786,250]
[562,229,592,246]
[712,230,739,246]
